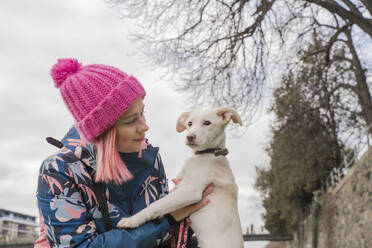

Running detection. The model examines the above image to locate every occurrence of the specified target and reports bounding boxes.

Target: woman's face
[115,98,149,153]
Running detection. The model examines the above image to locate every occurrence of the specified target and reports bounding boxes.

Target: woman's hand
[169,178,214,222]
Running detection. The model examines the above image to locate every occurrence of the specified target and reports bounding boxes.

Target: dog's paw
[117,217,142,229]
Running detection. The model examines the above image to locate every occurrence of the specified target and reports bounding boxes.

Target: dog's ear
[176,111,191,132]
[216,107,243,126]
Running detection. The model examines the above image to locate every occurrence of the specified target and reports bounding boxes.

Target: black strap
[195,148,229,156]
[46,137,63,148]
[46,137,113,231]
[92,181,113,231]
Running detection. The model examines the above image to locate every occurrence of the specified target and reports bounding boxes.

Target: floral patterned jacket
[35,126,174,247]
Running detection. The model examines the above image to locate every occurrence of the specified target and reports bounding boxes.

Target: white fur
[117,108,244,248]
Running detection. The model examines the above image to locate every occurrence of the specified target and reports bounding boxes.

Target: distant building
[0,208,38,243]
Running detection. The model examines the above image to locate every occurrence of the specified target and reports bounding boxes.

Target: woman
[34,58,213,248]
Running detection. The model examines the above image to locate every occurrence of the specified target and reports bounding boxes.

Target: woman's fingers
[195,197,211,209]
[202,183,214,197]
[169,182,214,221]
[182,185,214,216]
[170,178,182,193]
[171,197,211,221]
[172,178,182,185]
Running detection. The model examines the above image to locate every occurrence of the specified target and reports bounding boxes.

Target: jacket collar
[61,126,97,170]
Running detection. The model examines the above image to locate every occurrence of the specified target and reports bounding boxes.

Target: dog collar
[195,148,229,157]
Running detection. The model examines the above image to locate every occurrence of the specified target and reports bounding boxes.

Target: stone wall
[282,147,372,248]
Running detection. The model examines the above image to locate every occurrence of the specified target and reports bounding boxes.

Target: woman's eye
[203,121,211,126]
[124,118,136,125]
[188,121,192,127]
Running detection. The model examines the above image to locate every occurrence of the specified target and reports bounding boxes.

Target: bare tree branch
[307,0,372,37]
[340,0,362,16]
[325,24,349,63]
[359,0,372,16]
[105,0,371,129]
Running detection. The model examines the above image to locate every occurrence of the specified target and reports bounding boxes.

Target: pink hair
[94,127,133,184]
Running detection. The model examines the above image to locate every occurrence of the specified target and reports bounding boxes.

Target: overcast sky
[0,0,271,247]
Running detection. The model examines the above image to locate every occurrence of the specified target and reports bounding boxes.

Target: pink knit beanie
[51,58,146,142]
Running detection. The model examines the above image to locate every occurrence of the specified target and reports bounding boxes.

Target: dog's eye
[188,121,192,127]
[203,121,211,126]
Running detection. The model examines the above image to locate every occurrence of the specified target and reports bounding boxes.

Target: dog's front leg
[117,186,202,228]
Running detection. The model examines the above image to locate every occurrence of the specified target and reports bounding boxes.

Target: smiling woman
[115,98,149,153]
[34,58,212,248]
[0,1,269,247]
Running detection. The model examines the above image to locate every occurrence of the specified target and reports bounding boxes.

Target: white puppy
[117,107,244,248]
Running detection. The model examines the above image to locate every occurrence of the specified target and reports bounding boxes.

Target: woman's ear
[216,107,243,126]
[176,112,191,132]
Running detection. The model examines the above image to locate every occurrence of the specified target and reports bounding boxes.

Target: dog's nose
[187,134,196,142]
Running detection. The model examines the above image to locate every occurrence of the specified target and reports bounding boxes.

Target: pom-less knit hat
[51,58,146,142]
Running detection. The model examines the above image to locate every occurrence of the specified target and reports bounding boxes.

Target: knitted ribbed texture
[51,58,146,142]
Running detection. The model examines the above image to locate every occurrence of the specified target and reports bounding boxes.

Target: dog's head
[176,107,242,151]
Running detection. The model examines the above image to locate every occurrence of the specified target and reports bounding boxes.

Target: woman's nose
[138,116,149,132]
[142,123,149,132]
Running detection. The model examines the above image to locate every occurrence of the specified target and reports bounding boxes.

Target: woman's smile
[115,98,149,153]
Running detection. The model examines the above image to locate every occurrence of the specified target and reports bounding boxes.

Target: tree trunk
[344,29,372,134]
